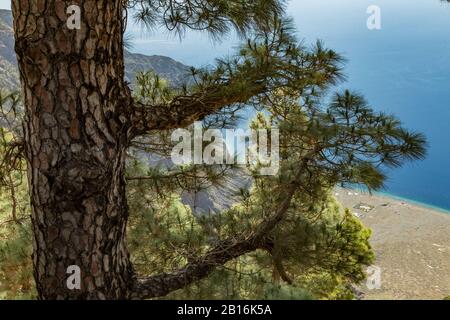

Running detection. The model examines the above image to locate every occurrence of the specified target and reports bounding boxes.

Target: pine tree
[0,1,426,299]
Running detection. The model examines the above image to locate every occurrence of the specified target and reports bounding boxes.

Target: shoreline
[372,191,450,215]
[335,187,450,300]
[343,187,450,215]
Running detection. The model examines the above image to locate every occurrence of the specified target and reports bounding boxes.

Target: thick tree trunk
[12,0,134,299]
[10,0,296,301]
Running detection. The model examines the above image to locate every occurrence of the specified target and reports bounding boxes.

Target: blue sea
[128,0,450,212]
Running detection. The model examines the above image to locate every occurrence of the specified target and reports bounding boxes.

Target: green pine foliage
[0,1,428,299]
[0,220,34,299]
[0,128,34,299]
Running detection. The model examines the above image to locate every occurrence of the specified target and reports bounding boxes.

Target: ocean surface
[128,0,450,211]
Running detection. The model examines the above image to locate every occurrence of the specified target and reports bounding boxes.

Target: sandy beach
[335,188,450,300]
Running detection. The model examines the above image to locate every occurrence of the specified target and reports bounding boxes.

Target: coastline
[335,187,450,300]
[372,191,450,215]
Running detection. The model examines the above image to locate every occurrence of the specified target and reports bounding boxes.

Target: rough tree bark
[12,0,135,299]
[11,0,297,300]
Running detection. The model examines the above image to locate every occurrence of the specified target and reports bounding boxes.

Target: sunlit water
[129,0,450,211]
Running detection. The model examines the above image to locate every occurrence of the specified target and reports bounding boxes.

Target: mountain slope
[0,9,190,92]
[0,10,20,91]
[0,9,243,215]
[124,51,191,86]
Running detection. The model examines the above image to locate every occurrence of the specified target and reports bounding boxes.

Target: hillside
[0,9,239,216]
[124,51,191,86]
[0,10,20,91]
[0,9,190,92]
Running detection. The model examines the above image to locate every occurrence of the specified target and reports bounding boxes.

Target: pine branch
[128,19,344,137]
[129,168,302,299]
[130,81,265,135]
